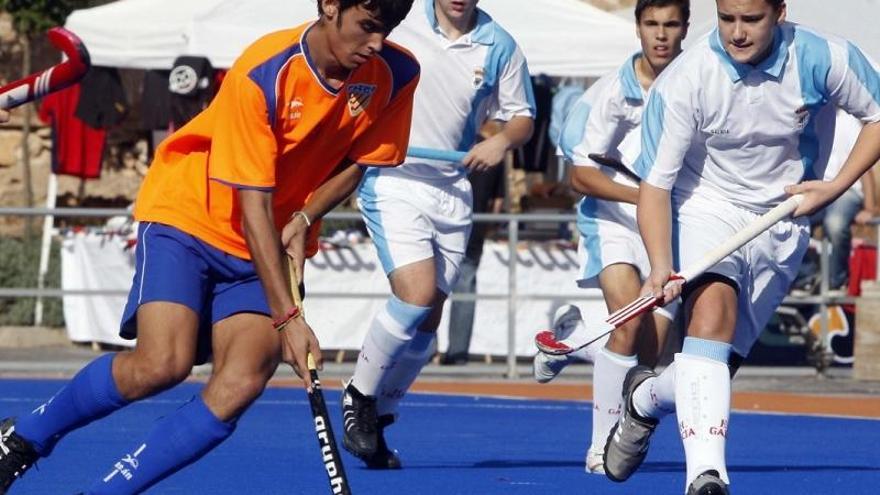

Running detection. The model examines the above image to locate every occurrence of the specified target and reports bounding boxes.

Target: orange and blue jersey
[134,22,420,259]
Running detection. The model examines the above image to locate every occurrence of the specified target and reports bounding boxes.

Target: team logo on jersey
[288,97,304,122]
[347,83,376,117]
[794,105,811,130]
[473,67,485,88]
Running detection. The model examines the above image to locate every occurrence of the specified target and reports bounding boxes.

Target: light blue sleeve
[828,40,880,123]
[637,72,698,189]
[559,77,628,167]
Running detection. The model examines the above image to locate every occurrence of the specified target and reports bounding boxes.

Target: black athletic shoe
[604,366,659,482]
[687,470,730,495]
[365,414,402,470]
[0,418,39,494]
[341,380,378,459]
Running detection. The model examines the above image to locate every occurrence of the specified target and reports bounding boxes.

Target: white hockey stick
[535,194,805,355]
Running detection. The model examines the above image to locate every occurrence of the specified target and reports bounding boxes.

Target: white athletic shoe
[533,351,571,384]
[533,305,584,383]
[585,447,605,474]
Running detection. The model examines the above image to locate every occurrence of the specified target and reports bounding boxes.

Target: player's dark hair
[317,0,414,32]
[763,0,785,10]
[635,0,690,24]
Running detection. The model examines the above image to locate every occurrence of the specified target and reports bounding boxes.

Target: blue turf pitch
[1,379,877,494]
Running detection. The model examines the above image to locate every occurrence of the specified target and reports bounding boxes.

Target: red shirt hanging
[38,83,106,179]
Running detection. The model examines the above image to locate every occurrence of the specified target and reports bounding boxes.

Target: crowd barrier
[0,207,863,377]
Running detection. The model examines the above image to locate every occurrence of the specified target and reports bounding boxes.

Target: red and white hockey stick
[535,194,805,355]
[0,27,91,110]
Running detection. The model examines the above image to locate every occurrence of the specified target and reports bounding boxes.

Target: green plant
[0,0,91,33]
[0,236,64,326]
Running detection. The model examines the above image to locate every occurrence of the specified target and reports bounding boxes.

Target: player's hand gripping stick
[535,194,805,355]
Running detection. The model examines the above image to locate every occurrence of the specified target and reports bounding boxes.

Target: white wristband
[291,210,312,227]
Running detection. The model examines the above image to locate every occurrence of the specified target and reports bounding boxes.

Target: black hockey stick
[287,261,352,495]
[587,153,642,183]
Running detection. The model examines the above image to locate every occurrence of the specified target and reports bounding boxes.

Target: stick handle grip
[287,258,305,318]
[676,194,804,282]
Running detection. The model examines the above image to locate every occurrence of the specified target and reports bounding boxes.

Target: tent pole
[35,172,58,326]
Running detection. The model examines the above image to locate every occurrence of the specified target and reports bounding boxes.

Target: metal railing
[0,206,854,377]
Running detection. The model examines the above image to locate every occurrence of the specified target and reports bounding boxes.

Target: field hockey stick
[587,153,642,183]
[0,27,90,110]
[286,260,352,495]
[535,193,805,355]
[406,147,467,162]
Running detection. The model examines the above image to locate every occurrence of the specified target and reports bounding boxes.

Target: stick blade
[535,329,574,355]
[535,318,616,356]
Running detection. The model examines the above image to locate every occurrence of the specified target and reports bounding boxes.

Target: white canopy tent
[66,0,638,77]
[64,0,224,69]
[614,0,880,61]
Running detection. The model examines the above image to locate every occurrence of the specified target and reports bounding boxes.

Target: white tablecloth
[61,231,136,347]
[62,235,608,355]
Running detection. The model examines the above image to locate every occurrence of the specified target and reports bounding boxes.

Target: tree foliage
[0,237,64,326]
[0,0,92,37]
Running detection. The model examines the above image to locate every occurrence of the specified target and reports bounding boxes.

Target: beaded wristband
[273,306,301,332]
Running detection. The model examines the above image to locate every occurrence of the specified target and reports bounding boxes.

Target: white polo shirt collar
[709,26,790,82]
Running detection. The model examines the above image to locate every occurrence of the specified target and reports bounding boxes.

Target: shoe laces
[0,424,37,482]
[0,424,16,457]
[348,392,377,435]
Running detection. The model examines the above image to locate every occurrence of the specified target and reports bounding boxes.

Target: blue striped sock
[682,337,732,364]
[15,353,128,455]
[88,395,234,495]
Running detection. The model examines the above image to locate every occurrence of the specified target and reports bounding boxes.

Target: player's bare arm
[281,158,364,280]
[463,115,533,171]
[571,166,639,204]
[786,121,880,217]
[239,188,320,387]
[855,165,880,224]
[637,182,678,304]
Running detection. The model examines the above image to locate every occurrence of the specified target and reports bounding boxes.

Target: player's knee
[214,372,269,406]
[685,325,731,344]
[127,353,192,395]
[393,288,436,307]
[389,268,439,307]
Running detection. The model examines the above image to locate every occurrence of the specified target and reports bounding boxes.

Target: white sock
[632,361,677,420]
[350,297,430,396]
[675,353,731,489]
[589,347,637,453]
[570,319,609,362]
[377,331,436,417]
